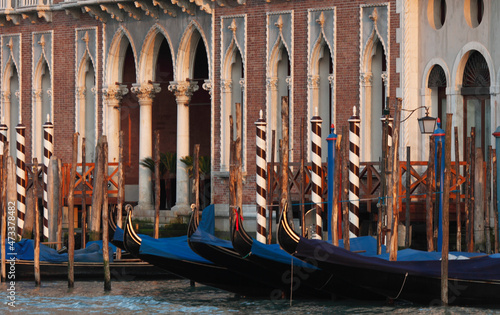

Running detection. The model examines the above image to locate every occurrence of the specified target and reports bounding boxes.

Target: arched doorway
[120,44,139,187]
[461,50,490,159]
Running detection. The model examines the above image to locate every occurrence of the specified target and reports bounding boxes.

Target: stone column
[168,80,198,215]
[103,85,128,163]
[131,82,161,210]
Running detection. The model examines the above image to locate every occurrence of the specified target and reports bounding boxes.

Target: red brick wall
[1,12,101,164]
[211,1,400,206]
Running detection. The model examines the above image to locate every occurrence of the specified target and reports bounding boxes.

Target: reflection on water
[1,280,499,314]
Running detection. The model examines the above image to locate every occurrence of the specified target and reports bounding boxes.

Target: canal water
[1,279,499,314]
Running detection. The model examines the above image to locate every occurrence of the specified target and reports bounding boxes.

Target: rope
[388,272,409,300]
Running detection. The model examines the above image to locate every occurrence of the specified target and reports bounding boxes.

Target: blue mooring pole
[326,124,338,242]
[493,127,500,241]
[433,119,445,250]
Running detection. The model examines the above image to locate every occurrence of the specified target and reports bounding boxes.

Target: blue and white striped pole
[433,118,445,250]
[326,124,337,242]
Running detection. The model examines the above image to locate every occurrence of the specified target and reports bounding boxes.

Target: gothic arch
[1,59,20,157]
[451,42,495,90]
[220,40,243,171]
[360,31,387,162]
[137,24,175,84]
[309,35,333,161]
[76,52,97,161]
[105,27,137,87]
[32,55,52,160]
[176,20,210,82]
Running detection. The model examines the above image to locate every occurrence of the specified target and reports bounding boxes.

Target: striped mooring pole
[16,123,26,239]
[43,115,54,239]
[433,118,445,250]
[311,109,323,239]
[348,106,361,238]
[255,110,267,244]
[326,124,338,242]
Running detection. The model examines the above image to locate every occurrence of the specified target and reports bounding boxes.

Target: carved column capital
[76,87,86,99]
[381,71,388,85]
[131,82,161,104]
[266,77,278,90]
[360,72,373,86]
[103,84,129,103]
[32,89,43,99]
[168,80,198,105]
[221,79,232,93]
[308,75,320,88]
[202,79,213,95]
[1,91,11,102]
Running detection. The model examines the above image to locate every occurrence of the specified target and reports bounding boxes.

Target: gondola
[231,205,385,300]
[278,198,500,305]
[188,204,325,299]
[123,205,275,297]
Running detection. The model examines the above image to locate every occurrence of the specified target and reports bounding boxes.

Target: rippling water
[1,279,499,314]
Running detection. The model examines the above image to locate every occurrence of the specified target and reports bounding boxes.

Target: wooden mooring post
[154,130,160,239]
[454,127,461,252]
[486,146,492,254]
[68,132,78,288]
[469,128,476,252]
[267,130,276,244]
[493,149,499,253]
[102,137,111,291]
[332,133,342,246]
[33,158,40,286]
[236,102,243,217]
[465,136,471,252]
[193,144,200,215]
[341,126,349,251]
[441,114,452,305]
[81,138,87,249]
[389,98,402,262]
[300,118,305,238]
[116,131,124,260]
[405,146,411,248]
[427,136,435,252]
[57,158,63,251]
[280,97,289,231]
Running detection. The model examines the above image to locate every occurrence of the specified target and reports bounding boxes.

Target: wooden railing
[61,162,119,205]
[267,160,475,221]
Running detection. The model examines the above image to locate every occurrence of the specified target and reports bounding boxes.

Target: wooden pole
[493,148,499,253]
[389,98,402,261]
[300,118,306,237]
[486,146,492,254]
[441,113,452,306]
[154,130,160,239]
[435,141,442,250]
[405,146,411,248]
[81,138,87,248]
[280,97,289,230]
[465,136,471,252]
[469,128,476,252]
[332,134,342,246]
[68,132,78,288]
[116,131,124,260]
[229,116,236,219]
[194,144,200,216]
[57,158,63,251]
[90,138,103,241]
[268,130,276,245]
[102,136,111,291]
[380,115,388,254]
[454,127,461,252]
[491,149,499,254]
[427,136,435,252]
[33,158,41,286]
[341,126,350,251]
[0,153,5,282]
[236,103,243,214]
